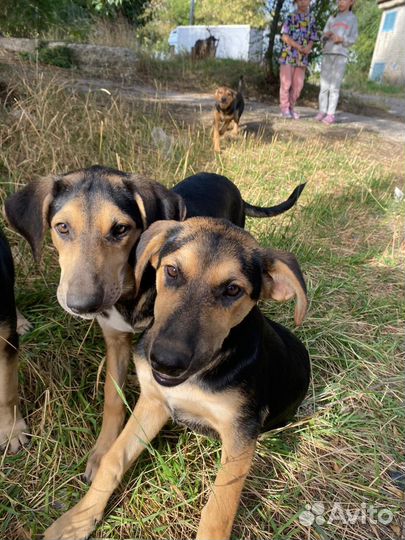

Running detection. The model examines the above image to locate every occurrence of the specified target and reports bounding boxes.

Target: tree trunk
[265,0,285,81]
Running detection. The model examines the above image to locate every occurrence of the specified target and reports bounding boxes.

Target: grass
[20,45,78,70]
[0,67,404,540]
[343,69,405,97]
[135,54,270,95]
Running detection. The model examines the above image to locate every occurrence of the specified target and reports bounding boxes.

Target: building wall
[174,26,265,62]
[369,6,405,85]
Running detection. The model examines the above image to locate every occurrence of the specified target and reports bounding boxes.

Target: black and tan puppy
[213,76,245,152]
[43,217,310,540]
[0,229,28,453]
[5,166,305,480]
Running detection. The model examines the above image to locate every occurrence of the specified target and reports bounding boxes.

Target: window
[371,62,385,81]
[382,11,397,32]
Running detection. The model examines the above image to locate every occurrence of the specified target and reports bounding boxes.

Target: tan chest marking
[134,353,243,435]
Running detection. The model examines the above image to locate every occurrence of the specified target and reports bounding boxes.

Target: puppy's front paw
[0,416,29,453]
[43,503,102,540]
[16,309,32,335]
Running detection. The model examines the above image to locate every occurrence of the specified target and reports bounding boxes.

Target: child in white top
[316,0,358,124]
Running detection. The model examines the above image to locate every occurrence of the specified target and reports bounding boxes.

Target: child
[316,0,358,124]
[279,0,319,119]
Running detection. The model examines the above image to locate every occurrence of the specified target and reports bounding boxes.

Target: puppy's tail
[244,183,306,218]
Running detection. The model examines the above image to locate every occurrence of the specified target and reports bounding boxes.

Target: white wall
[369,6,405,85]
[174,25,264,62]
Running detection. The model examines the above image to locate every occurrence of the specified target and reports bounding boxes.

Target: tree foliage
[350,0,381,74]
[92,0,148,23]
[0,0,147,38]
[139,0,268,46]
[0,0,90,37]
[196,0,267,27]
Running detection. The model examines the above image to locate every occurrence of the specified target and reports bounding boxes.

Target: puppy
[43,217,310,540]
[213,76,245,152]
[0,229,29,453]
[5,166,305,481]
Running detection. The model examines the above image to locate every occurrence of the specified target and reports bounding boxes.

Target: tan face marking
[51,195,141,317]
[214,87,236,109]
[137,217,307,383]
[148,236,256,366]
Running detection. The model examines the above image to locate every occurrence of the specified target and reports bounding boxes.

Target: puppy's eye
[223,284,242,297]
[165,265,178,279]
[111,224,131,238]
[55,223,69,235]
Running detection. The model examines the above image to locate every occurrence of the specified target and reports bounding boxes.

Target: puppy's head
[135,218,307,387]
[214,86,236,110]
[5,165,186,319]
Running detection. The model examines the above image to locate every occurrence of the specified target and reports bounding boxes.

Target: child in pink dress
[279,0,319,119]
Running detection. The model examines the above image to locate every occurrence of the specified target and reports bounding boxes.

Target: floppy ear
[4,177,55,262]
[129,176,187,230]
[261,249,308,326]
[134,220,180,293]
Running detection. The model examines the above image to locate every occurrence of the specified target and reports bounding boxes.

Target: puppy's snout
[66,290,104,314]
[150,341,192,377]
[221,96,228,103]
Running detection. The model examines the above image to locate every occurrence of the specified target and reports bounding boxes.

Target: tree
[264,0,285,80]
[0,0,148,38]
[92,0,149,23]
[139,0,268,46]
[350,0,381,75]
[196,0,267,27]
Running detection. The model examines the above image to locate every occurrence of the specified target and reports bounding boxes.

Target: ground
[35,67,405,145]
[0,55,404,540]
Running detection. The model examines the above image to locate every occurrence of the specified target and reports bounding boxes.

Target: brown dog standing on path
[213,76,245,152]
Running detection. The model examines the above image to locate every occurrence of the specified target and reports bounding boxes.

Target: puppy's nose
[221,96,227,103]
[150,343,191,377]
[66,291,104,314]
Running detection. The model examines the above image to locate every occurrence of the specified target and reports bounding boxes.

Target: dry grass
[86,16,140,50]
[0,69,404,540]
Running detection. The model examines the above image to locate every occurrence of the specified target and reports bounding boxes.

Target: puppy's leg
[231,118,239,137]
[197,434,256,540]
[219,118,233,135]
[0,324,28,453]
[213,110,222,152]
[85,328,132,483]
[44,391,169,540]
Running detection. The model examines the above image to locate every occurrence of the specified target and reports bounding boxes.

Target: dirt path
[68,76,405,144]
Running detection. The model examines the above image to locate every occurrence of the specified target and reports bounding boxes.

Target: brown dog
[213,76,245,152]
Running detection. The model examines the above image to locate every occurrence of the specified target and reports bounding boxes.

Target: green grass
[135,53,269,94]
[0,69,404,540]
[343,70,405,96]
[20,44,78,70]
